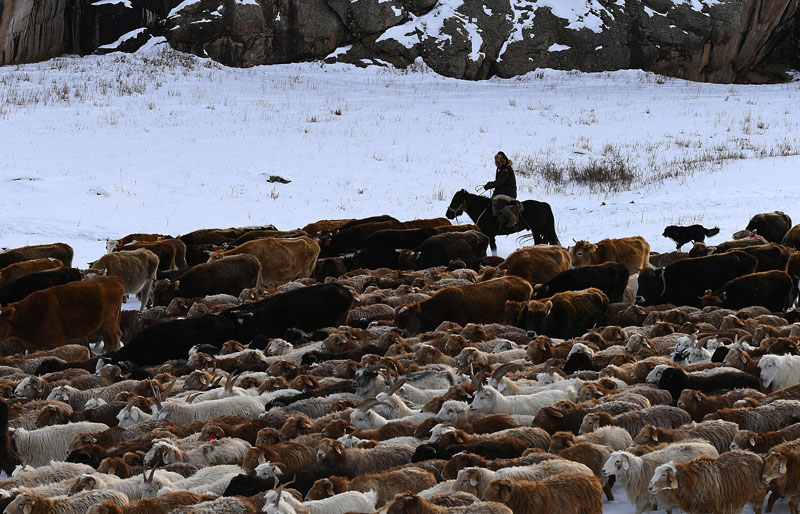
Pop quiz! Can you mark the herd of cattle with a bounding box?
[0,210,798,513]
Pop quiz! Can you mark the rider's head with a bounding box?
[495,151,511,167]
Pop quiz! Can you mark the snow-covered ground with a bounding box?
[0,40,798,512]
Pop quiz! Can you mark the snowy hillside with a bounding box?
[0,39,798,269]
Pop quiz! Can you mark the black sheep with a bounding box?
[657,367,761,401]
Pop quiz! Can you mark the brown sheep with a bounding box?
[306,466,437,507]
[677,389,732,422]
[440,451,560,480]
[570,236,650,275]
[85,492,217,514]
[633,420,738,454]
[498,246,571,285]
[482,473,603,514]
[242,441,317,475]
[649,450,767,514]
[385,492,512,513]
[525,336,571,364]
[730,423,800,453]
[556,442,614,501]
[762,439,800,513]
[580,405,690,437]
[315,438,415,476]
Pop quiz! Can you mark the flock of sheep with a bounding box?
[0,211,799,514]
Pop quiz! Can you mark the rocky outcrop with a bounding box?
[1,0,798,84]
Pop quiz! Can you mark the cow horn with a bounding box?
[491,362,524,383]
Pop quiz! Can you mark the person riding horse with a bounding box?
[483,151,518,227]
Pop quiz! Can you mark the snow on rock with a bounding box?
[548,43,570,52]
[98,28,147,50]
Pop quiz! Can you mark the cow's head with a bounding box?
[393,303,423,335]
[154,279,180,306]
[0,307,16,338]
[570,240,595,266]
[518,300,551,334]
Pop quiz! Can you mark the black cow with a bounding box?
[732,243,792,272]
[348,227,438,269]
[103,314,238,366]
[222,283,354,342]
[637,251,758,307]
[400,230,489,270]
[0,267,82,306]
[152,254,261,305]
[746,211,792,243]
[662,225,719,250]
[705,270,796,312]
[532,263,628,303]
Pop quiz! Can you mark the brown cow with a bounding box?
[570,236,650,275]
[301,219,354,238]
[782,224,800,250]
[499,246,571,285]
[0,275,124,352]
[0,258,63,287]
[87,249,160,311]
[117,239,187,271]
[403,217,452,229]
[0,243,73,269]
[209,236,320,285]
[105,233,170,252]
[509,287,609,339]
[394,276,533,335]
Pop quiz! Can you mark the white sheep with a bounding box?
[601,441,719,514]
[46,381,137,410]
[67,470,184,501]
[263,488,377,514]
[470,384,574,416]
[141,464,244,499]
[144,438,251,467]
[9,422,109,467]
[4,489,128,514]
[0,461,95,489]
[759,353,800,391]
[150,383,264,424]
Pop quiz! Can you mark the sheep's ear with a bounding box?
[23,504,32,514]
[780,460,787,475]
[669,468,678,489]
[334,443,343,455]
[173,281,180,290]
[325,481,335,495]
[738,352,747,364]
[543,301,553,315]
[652,432,658,442]
[621,456,629,470]
[258,454,267,465]
[469,477,478,487]
[131,410,139,421]
[749,436,756,447]
[500,483,512,503]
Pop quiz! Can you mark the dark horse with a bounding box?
[445,189,560,255]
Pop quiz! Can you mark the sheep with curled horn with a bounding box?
[487,362,536,395]
[351,363,392,397]
[349,398,397,430]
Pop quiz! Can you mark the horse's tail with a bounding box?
[545,204,561,246]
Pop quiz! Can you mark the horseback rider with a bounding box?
[483,151,518,227]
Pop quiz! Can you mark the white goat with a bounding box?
[263,488,377,514]
[759,353,800,391]
[9,422,109,467]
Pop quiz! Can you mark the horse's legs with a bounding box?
[490,237,497,257]
[532,231,543,245]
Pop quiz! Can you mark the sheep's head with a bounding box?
[579,412,609,434]
[320,420,354,440]
[267,339,293,356]
[255,462,285,478]
[646,364,670,385]
[453,467,491,497]
[603,451,632,477]
[140,473,171,499]
[35,403,72,428]
[255,428,280,447]
[306,477,337,501]
[649,462,678,493]
[469,385,497,414]
[482,478,515,504]
[279,415,313,441]
[633,425,662,446]
[443,334,468,356]
[386,493,428,514]
[67,473,98,495]
[729,430,757,451]
[762,451,789,484]
[316,438,345,462]
[677,389,703,410]
[436,401,469,424]
[86,502,120,514]
[144,440,179,466]
[334,360,358,379]
[287,375,318,393]
[46,385,73,403]
[5,493,41,514]
[428,423,457,443]
[14,377,45,400]
[258,377,289,394]
[548,432,576,452]
[68,433,99,452]
[758,355,781,389]
[183,370,213,391]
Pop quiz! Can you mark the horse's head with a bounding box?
[446,189,467,219]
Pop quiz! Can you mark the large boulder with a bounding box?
[326,0,407,39]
